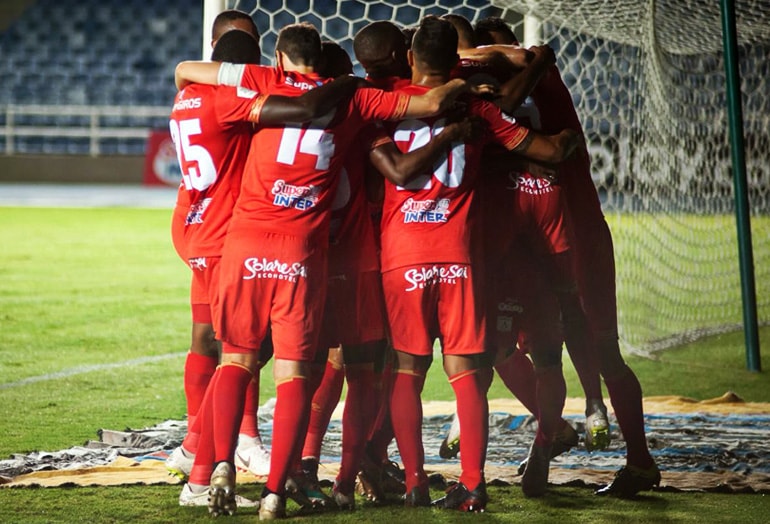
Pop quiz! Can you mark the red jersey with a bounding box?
[229,66,410,247]
[327,124,390,275]
[169,82,267,258]
[379,85,530,272]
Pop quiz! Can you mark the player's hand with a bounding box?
[528,45,556,67]
[442,116,487,142]
[468,82,499,98]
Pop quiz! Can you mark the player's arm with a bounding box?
[461,44,554,114]
[459,44,533,69]
[176,61,364,124]
[175,61,219,90]
[496,45,555,114]
[256,75,365,125]
[401,78,495,118]
[369,117,485,186]
[512,128,582,164]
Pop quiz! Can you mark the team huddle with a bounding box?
[166,9,660,520]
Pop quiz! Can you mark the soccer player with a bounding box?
[378,15,580,512]
[475,16,661,497]
[168,29,370,512]
[295,41,484,510]
[176,22,485,520]
[438,14,610,497]
[167,11,270,485]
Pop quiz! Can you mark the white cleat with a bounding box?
[258,491,287,521]
[178,482,258,508]
[235,435,271,477]
[585,399,612,452]
[165,445,194,481]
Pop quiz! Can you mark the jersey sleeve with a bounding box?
[214,85,266,127]
[353,87,410,122]
[475,98,530,151]
[219,63,278,94]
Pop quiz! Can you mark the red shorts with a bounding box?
[485,243,562,358]
[189,256,221,324]
[215,232,328,361]
[319,270,386,348]
[382,263,485,357]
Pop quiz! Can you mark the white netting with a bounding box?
[225,0,770,352]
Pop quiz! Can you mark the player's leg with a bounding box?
[334,340,380,507]
[234,338,273,477]
[431,265,489,512]
[168,263,219,480]
[575,219,659,496]
[545,250,610,451]
[382,267,435,508]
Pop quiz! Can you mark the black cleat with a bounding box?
[595,464,661,498]
[432,481,487,512]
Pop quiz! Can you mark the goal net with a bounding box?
[218,0,770,354]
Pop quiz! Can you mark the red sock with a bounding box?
[301,359,344,459]
[212,363,253,464]
[238,377,260,439]
[495,350,540,417]
[389,370,427,492]
[450,370,488,491]
[188,368,220,486]
[533,365,567,447]
[267,376,310,495]
[337,365,376,492]
[184,352,217,427]
[605,365,654,469]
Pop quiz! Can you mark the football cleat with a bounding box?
[332,482,356,510]
[517,421,578,475]
[234,437,271,477]
[258,489,287,521]
[595,464,661,498]
[208,461,238,516]
[432,481,487,512]
[585,400,612,452]
[403,480,431,508]
[178,482,258,508]
[165,445,194,481]
[521,443,551,498]
[438,413,461,459]
[285,472,332,509]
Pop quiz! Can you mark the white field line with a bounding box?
[0,352,185,389]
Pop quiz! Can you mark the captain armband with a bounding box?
[218,62,246,87]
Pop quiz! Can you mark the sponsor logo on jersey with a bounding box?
[271,180,320,210]
[497,298,524,314]
[173,97,202,111]
[188,257,207,270]
[185,198,212,225]
[400,197,450,223]
[284,75,324,91]
[403,264,468,292]
[242,257,308,282]
[506,173,555,195]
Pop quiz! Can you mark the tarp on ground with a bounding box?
[2,394,770,493]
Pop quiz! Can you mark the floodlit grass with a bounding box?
[0,206,768,522]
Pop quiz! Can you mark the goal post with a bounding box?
[206,0,769,357]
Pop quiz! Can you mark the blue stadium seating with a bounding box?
[0,0,200,153]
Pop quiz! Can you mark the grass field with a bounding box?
[1,206,769,522]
